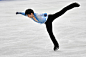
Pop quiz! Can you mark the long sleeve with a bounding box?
[20,12,27,16]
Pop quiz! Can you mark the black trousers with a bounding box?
[45,3,79,47]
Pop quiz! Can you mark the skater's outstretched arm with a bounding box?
[16,12,27,16]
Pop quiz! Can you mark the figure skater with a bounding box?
[16,2,80,51]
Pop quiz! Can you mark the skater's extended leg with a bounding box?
[49,2,80,22]
[45,22,59,51]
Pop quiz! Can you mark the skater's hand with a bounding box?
[16,12,21,15]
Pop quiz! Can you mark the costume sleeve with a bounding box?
[21,12,27,16]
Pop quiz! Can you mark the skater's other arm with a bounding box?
[27,13,38,22]
[32,16,38,22]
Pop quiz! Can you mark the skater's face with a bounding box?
[27,13,34,18]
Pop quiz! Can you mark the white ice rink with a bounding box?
[0,0,86,57]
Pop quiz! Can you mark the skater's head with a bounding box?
[25,9,34,18]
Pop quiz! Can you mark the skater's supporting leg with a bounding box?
[45,22,59,50]
[49,2,80,22]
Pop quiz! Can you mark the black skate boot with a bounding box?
[64,2,80,10]
[54,45,59,51]
[71,2,80,7]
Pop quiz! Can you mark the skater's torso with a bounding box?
[32,13,48,24]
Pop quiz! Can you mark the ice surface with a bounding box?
[0,0,86,57]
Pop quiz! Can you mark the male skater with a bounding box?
[16,2,80,51]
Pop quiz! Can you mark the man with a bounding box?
[16,2,80,51]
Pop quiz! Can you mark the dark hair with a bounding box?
[25,9,34,15]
